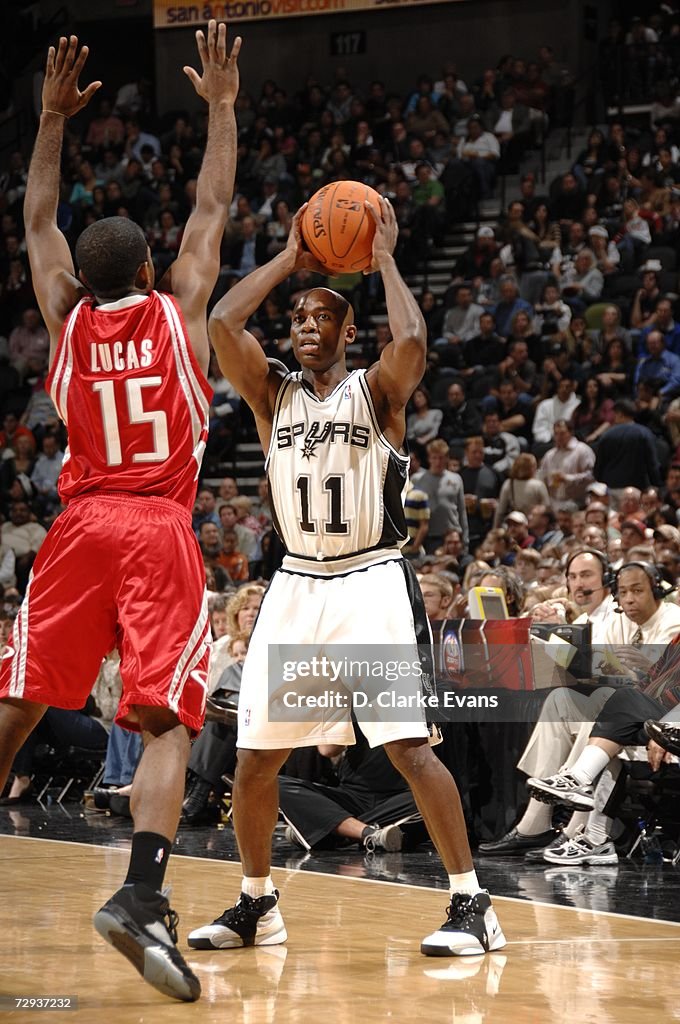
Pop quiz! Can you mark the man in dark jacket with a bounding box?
[594,399,661,491]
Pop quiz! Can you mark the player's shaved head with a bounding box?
[76,216,149,299]
[301,288,354,329]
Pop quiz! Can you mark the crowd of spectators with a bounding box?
[4,9,680,843]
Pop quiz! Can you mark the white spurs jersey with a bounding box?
[265,369,409,564]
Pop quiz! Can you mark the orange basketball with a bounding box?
[301,180,381,274]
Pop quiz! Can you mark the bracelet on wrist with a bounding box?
[42,108,68,119]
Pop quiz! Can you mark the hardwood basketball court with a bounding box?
[1,834,678,1023]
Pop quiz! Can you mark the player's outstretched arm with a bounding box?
[364,197,427,416]
[160,20,241,368]
[209,206,323,417]
[24,36,101,357]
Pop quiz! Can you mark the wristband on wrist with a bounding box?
[42,108,68,118]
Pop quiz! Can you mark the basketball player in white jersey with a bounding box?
[187,201,506,957]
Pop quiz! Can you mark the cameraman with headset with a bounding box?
[479,553,680,857]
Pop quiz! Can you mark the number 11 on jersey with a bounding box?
[296,474,349,535]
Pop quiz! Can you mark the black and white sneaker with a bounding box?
[526,771,595,811]
[420,891,506,957]
[187,891,287,950]
[93,883,200,1002]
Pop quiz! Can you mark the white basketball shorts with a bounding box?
[237,550,431,750]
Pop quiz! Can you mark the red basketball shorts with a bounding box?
[0,493,211,736]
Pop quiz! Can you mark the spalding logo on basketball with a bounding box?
[301,180,381,274]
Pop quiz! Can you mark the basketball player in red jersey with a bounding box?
[0,25,241,1001]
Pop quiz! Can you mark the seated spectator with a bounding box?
[532,376,581,450]
[571,377,615,444]
[8,309,49,378]
[596,337,636,398]
[528,200,561,260]
[1,500,46,593]
[634,329,680,400]
[493,338,538,397]
[438,381,483,448]
[494,453,550,525]
[230,494,265,539]
[418,572,455,622]
[433,284,484,364]
[225,215,268,277]
[456,114,500,199]
[452,225,499,280]
[407,385,443,446]
[572,129,607,192]
[481,410,520,478]
[549,171,586,226]
[528,504,559,551]
[219,501,259,565]
[193,486,221,536]
[0,433,36,501]
[484,526,518,567]
[588,304,630,366]
[462,312,506,395]
[560,249,604,313]
[418,289,445,345]
[533,282,572,346]
[493,276,534,339]
[630,264,662,330]
[485,87,532,171]
[588,224,620,275]
[474,564,525,615]
[280,727,427,853]
[514,547,541,588]
[208,584,264,696]
[220,531,249,582]
[251,477,273,532]
[640,297,680,357]
[616,197,651,271]
[30,434,63,516]
[406,94,450,140]
[487,381,530,441]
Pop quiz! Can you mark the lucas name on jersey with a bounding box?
[90,338,154,373]
[276,420,370,456]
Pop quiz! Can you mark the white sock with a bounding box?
[584,811,612,847]
[242,875,276,899]
[516,798,553,836]
[449,870,482,897]
[563,810,590,839]
[567,747,611,786]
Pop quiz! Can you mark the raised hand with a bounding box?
[364,196,398,273]
[43,36,102,118]
[183,20,241,105]
[285,206,328,274]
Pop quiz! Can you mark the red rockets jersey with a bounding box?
[46,291,212,511]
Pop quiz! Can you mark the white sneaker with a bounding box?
[421,891,506,957]
[543,831,618,866]
[187,891,287,950]
[527,771,595,810]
